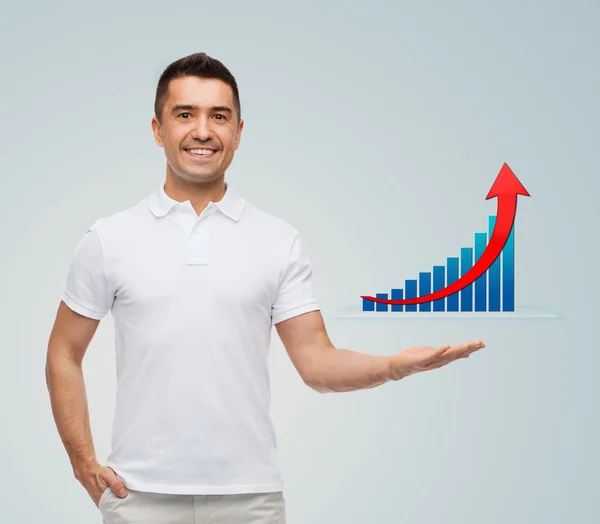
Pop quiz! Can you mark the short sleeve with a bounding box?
[271,233,320,325]
[60,227,114,320]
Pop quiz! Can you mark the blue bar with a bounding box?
[376,293,388,312]
[362,297,375,312]
[405,280,417,312]
[488,216,501,311]
[447,257,459,311]
[419,272,431,311]
[460,247,473,311]
[391,288,404,312]
[433,266,445,311]
[503,224,515,311]
[474,232,487,311]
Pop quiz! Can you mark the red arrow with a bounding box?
[361,163,530,306]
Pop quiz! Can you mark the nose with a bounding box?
[190,115,213,141]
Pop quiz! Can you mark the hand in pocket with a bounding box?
[92,464,129,507]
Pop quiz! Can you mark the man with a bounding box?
[45,52,485,523]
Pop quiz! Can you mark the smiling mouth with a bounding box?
[185,148,217,158]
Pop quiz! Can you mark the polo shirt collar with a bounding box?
[148,181,246,222]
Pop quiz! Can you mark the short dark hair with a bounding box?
[154,52,241,125]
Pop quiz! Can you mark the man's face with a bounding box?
[151,76,243,185]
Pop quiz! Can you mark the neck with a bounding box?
[164,171,227,216]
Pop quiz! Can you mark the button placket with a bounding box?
[186,218,210,265]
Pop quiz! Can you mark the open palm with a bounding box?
[390,339,485,380]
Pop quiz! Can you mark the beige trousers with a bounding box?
[98,487,286,524]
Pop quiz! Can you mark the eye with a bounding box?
[214,114,226,120]
[178,112,192,119]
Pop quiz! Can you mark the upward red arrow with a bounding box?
[361,163,530,306]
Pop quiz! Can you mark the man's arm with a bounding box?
[45,301,102,480]
[275,310,395,393]
[275,311,485,394]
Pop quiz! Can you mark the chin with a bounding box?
[178,171,221,184]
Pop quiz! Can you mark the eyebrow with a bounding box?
[170,104,233,114]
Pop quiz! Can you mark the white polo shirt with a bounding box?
[60,181,320,495]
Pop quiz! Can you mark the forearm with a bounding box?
[306,346,398,393]
[45,352,98,479]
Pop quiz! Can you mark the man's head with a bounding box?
[151,52,243,186]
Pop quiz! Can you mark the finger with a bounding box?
[434,343,469,360]
[454,341,484,354]
[460,342,486,357]
[427,344,452,362]
[457,346,480,359]
[427,350,472,369]
[99,466,128,498]
[432,346,477,366]
[419,344,450,362]
[425,342,484,369]
[108,469,128,498]
[424,344,464,366]
[467,341,485,352]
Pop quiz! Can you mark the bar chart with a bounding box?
[362,215,515,313]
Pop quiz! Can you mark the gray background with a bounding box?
[1,0,597,522]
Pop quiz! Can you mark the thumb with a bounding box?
[98,465,128,498]
[427,344,451,361]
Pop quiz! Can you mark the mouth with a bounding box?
[185,148,217,160]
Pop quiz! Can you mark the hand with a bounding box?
[389,339,485,380]
[80,462,129,507]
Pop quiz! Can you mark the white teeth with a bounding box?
[188,149,215,155]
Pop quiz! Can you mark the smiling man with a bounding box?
[45,52,485,524]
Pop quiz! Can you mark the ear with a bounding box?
[151,116,164,147]
[234,118,244,150]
